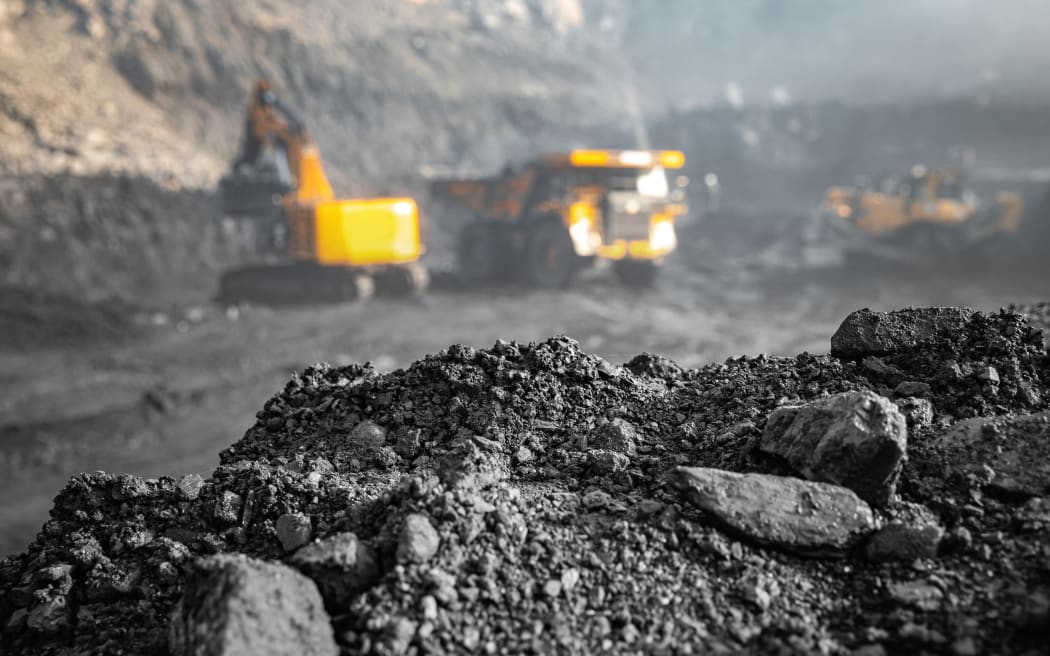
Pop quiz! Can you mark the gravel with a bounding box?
[2,305,1049,654]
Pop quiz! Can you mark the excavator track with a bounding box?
[217,261,429,306]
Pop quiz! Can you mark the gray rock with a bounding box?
[5,608,27,634]
[590,418,638,456]
[514,445,534,464]
[934,412,1050,499]
[888,580,944,611]
[169,554,337,656]
[668,467,877,554]
[348,420,387,448]
[213,490,242,525]
[397,513,440,564]
[582,489,615,510]
[176,474,204,500]
[34,563,73,593]
[275,513,312,552]
[866,502,944,561]
[977,366,1000,384]
[831,307,974,359]
[896,397,934,429]
[587,449,630,474]
[383,616,418,655]
[894,381,932,398]
[26,595,68,633]
[290,532,381,608]
[761,391,907,507]
[436,438,507,491]
[862,357,905,384]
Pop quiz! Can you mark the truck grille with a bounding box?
[608,212,651,241]
[604,192,654,242]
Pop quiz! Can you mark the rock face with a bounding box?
[831,307,975,359]
[760,391,907,507]
[668,466,877,553]
[290,533,381,610]
[169,555,337,656]
[934,412,1050,499]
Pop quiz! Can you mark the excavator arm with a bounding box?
[234,81,335,205]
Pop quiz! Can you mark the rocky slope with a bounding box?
[0,0,625,190]
[0,0,641,304]
[2,304,1048,654]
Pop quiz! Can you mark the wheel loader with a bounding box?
[430,149,688,287]
[217,81,427,304]
[819,165,1024,263]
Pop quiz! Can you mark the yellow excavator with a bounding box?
[218,81,427,303]
[820,165,1024,262]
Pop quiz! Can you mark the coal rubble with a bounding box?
[2,307,1049,655]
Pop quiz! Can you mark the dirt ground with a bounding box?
[3,249,1047,557]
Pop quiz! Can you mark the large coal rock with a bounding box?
[760,390,907,507]
[668,466,877,554]
[831,308,975,359]
[830,307,1047,418]
[289,532,381,610]
[934,411,1050,499]
[169,554,337,656]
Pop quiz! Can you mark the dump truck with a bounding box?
[430,149,688,287]
[217,81,427,303]
[820,165,1024,261]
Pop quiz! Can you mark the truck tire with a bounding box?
[458,221,501,282]
[525,219,579,288]
[612,259,658,287]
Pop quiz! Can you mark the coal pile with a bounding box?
[1012,302,1050,347]
[2,307,1049,654]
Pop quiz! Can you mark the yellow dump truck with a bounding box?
[218,81,427,303]
[431,149,688,286]
[820,166,1024,259]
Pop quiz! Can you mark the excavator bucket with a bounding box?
[219,173,290,217]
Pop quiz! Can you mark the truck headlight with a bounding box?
[570,217,596,255]
[392,201,416,216]
[650,220,677,251]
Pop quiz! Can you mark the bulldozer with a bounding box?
[820,165,1024,262]
[430,149,688,287]
[217,81,427,303]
